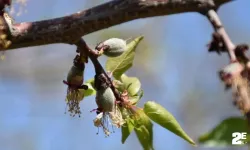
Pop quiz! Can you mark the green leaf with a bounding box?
[144,101,196,146]
[120,108,135,144]
[113,80,126,92]
[133,109,154,150]
[198,117,249,147]
[105,36,144,79]
[114,74,143,105]
[120,74,141,96]
[135,126,154,150]
[79,78,96,97]
[121,118,135,144]
[129,95,141,105]
[129,90,143,105]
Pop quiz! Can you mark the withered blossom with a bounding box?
[64,55,88,117]
[93,105,125,136]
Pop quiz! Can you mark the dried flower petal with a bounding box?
[109,107,125,128]
[93,106,125,136]
[94,112,103,127]
[219,62,244,89]
[65,88,84,117]
[231,74,250,113]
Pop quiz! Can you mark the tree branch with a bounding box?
[1,0,231,51]
[76,39,122,102]
[206,9,236,62]
[206,9,250,134]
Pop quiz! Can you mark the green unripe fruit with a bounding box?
[67,65,84,87]
[96,87,115,112]
[97,38,127,57]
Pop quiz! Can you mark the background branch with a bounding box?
[1,0,231,51]
[206,9,236,62]
[206,9,250,134]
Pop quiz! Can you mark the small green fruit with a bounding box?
[96,87,115,112]
[67,65,84,87]
[97,38,127,57]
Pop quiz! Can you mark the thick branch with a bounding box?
[1,0,231,51]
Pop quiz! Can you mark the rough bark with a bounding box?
[0,0,231,51]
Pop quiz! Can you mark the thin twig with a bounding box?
[206,10,250,140]
[206,9,236,62]
[75,39,122,102]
